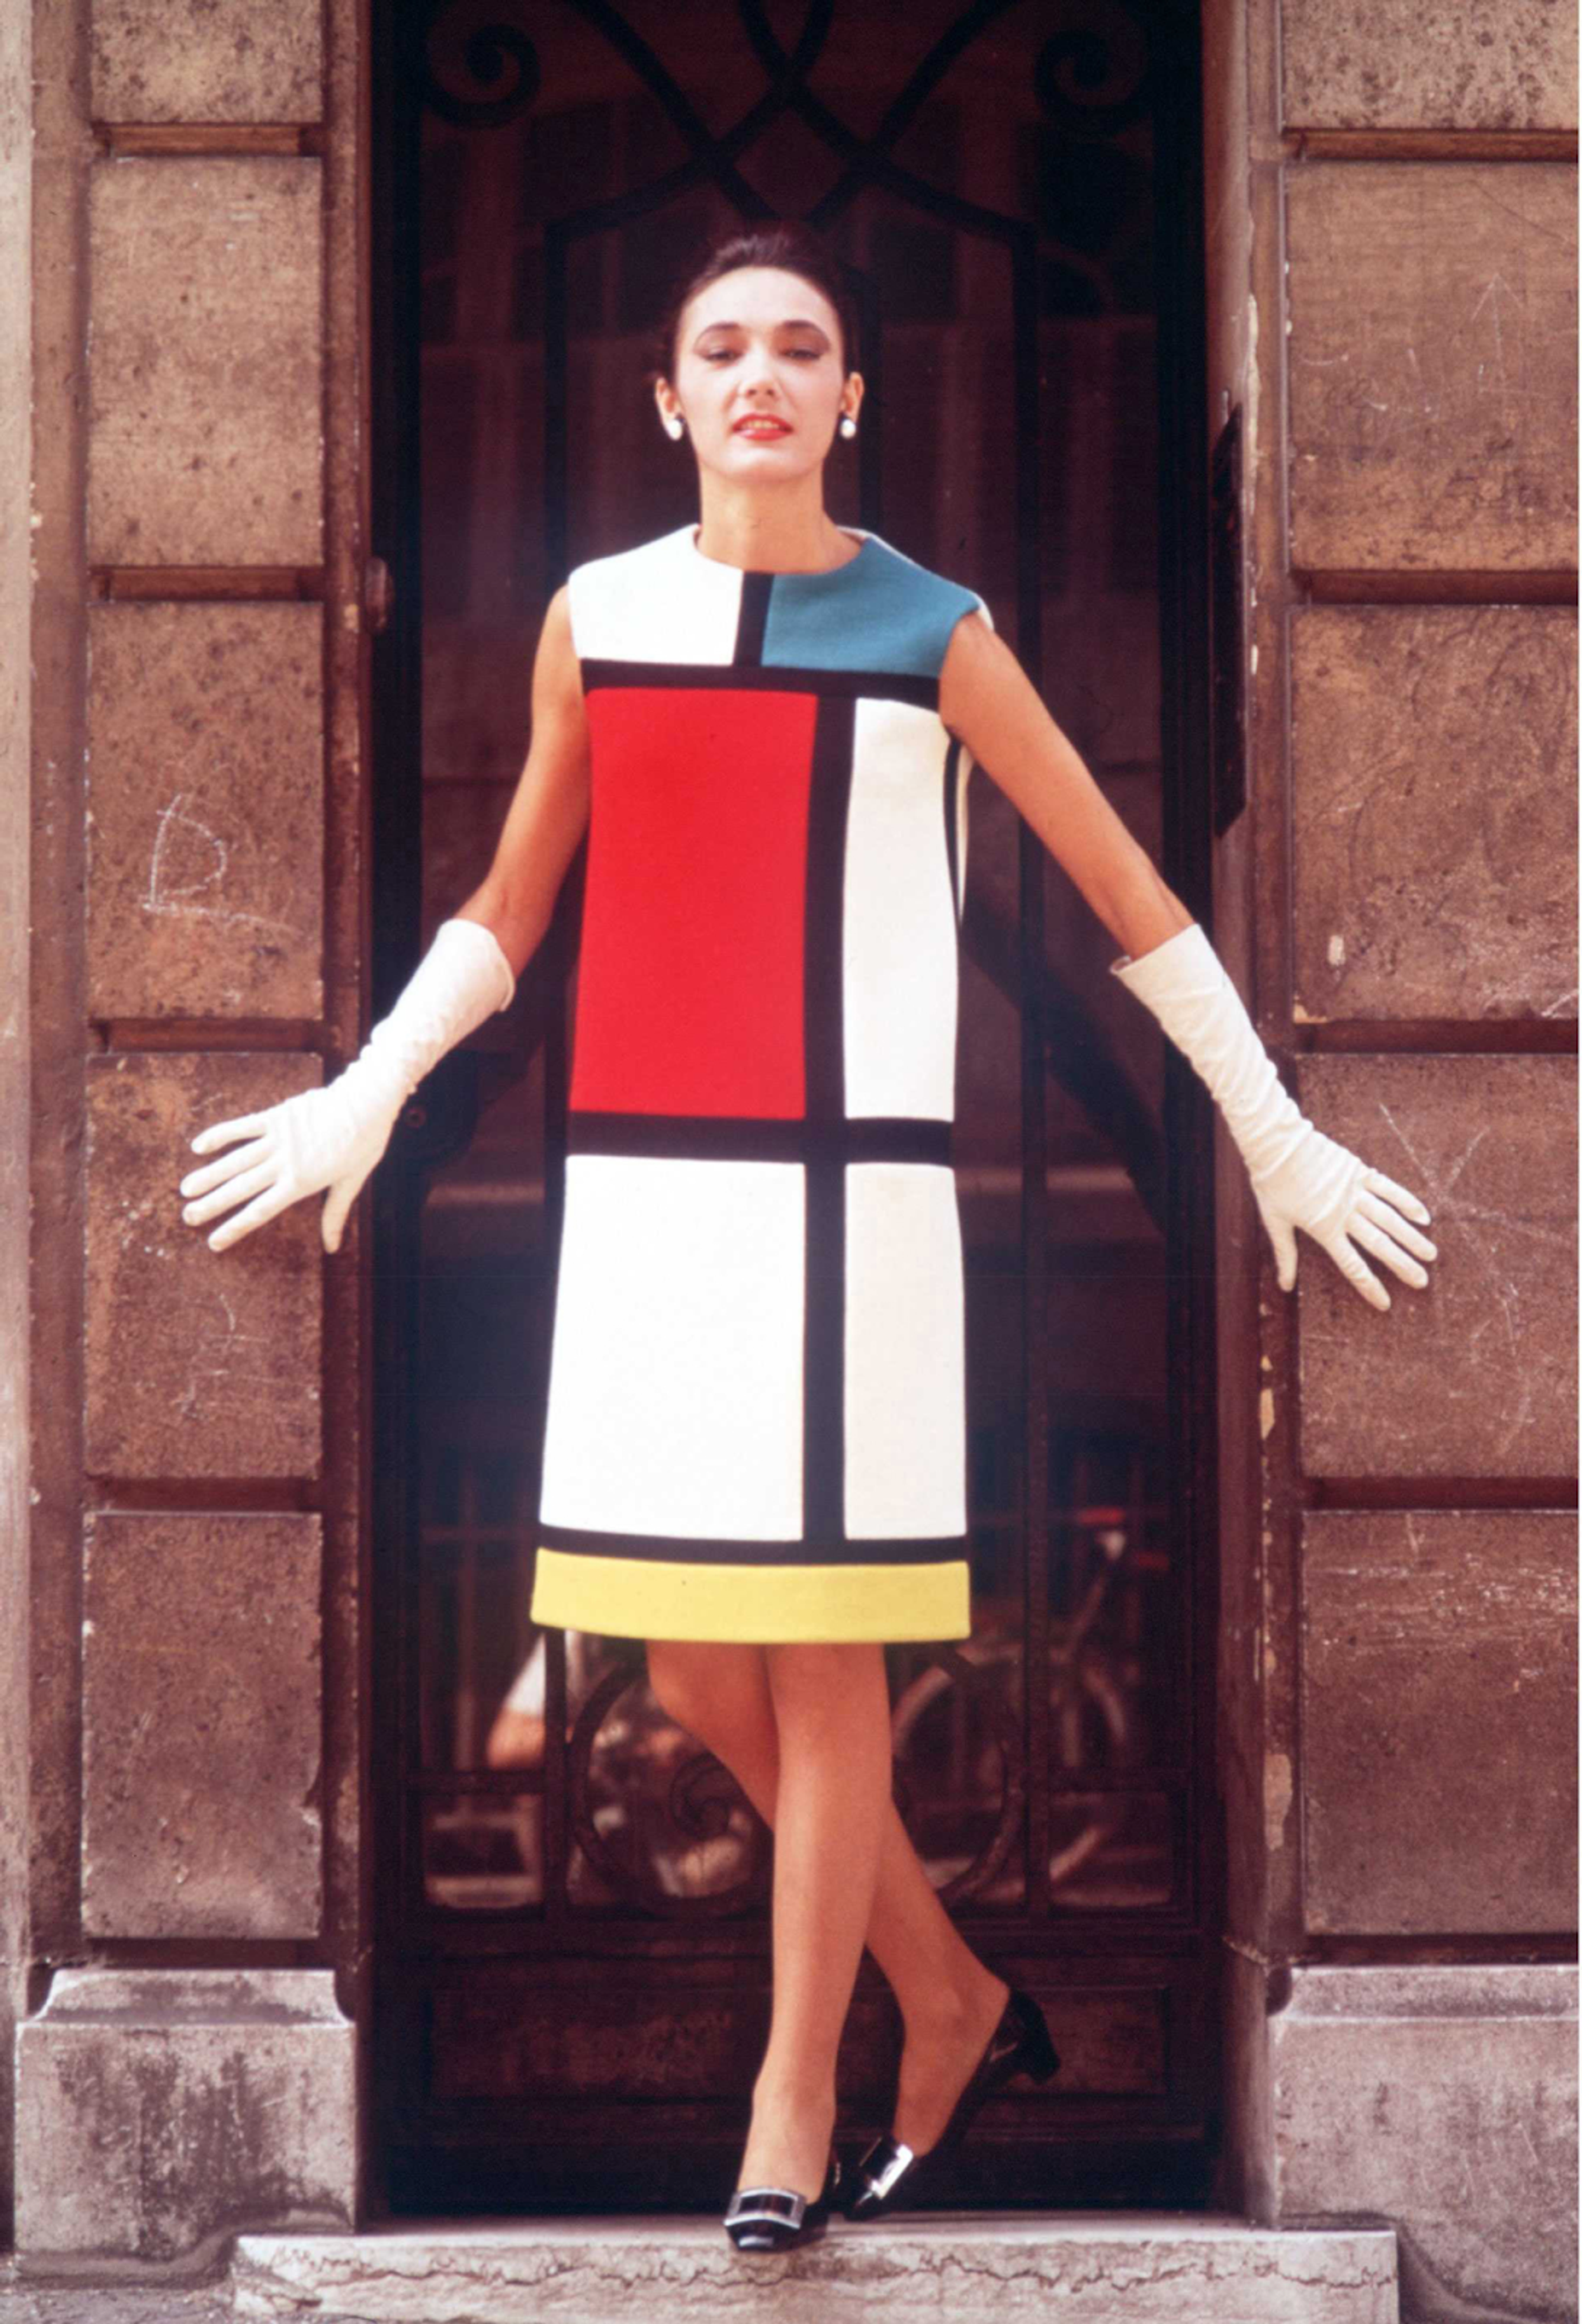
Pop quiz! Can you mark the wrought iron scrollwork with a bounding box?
[420,0,541,128]
[567,1655,771,1917]
[1033,15,1155,137]
[889,1644,1024,1908]
[419,0,1158,228]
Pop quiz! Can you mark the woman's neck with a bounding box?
[693,479,861,574]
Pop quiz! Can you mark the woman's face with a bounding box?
[659,265,860,483]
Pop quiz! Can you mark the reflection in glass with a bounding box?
[888,1643,1024,1908]
[567,1646,769,1913]
[1046,1410,1176,1908]
[423,1787,543,1912]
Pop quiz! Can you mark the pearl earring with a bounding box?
[663,413,685,440]
[839,413,857,439]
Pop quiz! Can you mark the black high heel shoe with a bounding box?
[842,1986,1060,2221]
[724,2144,843,2251]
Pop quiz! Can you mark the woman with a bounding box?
[175,223,1437,2251]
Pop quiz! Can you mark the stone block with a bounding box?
[14,1969,355,2264]
[1301,1509,1577,1933]
[1291,606,1577,1022]
[1269,1964,1577,2324]
[82,1513,322,1938]
[1295,1055,1576,1478]
[1287,166,1577,573]
[234,2218,1399,2322]
[1282,0,1578,131]
[88,158,322,567]
[84,1052,323,1480]
[91,0,323,124]
[87,601,325,1020]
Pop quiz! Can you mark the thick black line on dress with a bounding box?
[943,734,962,919]
[733,571,771,666]
[537,1521,967,1566]
[579,658,939,711]
[803,692,856,1552]
[565,1112,952,1164]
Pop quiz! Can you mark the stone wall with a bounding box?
[1208,2,1579,2316]
[0,0,33,2244]
[12,0,367,2264]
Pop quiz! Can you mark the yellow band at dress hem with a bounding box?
[529,1545,970,1644]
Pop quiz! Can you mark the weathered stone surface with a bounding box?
[0,2270,235,2322]
[1295,1055,1576,1477]
[1291,606,1577,1022]
[1282,0,1579,130]
[88,159,322,567]
[1270,1964,1576,2324]
[82,1513,322,1938]
[0,0,30,2237]
[91,0,323,124]
[87,601,324,1019]
[233,2218,1398,2323]
[85,1052,323,1480]
[1287,166,1577,573]
[14,1970,355,2265]
[1301,1509,1577,1933]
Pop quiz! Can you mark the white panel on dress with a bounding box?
[842,695,959,1120]
[953,744,974,919]
[568,526,742,666]
[538,1153,805,1539]
[942,590,991,922]
[843,1162,966,1538]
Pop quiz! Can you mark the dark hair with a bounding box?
[647,221,861,389]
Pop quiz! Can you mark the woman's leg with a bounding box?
[646,1639,1009,2167]
[737,1640,892,2195]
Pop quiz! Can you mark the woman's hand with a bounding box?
[1249,1123,1436,1312]
[178,1078,397,1255]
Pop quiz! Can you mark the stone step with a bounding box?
[232,2214,1399,2324]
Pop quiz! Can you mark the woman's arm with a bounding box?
[449,582,592,981]
[938,608,1191,963]
[939,608,1436,1312]
[178,589,591,1254]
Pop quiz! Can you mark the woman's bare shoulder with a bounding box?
[938,603,1023,737]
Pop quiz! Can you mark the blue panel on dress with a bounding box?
[762,538,984,678]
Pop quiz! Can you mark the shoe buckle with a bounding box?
[726,2186,806,2228]
[862,2139,916,2202]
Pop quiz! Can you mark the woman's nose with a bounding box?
[737,344,779,390]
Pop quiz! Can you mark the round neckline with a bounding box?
[686,524,871,579]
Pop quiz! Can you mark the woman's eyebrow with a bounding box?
[694,318,830,338]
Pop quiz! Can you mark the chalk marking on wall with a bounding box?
[145,792,302,938]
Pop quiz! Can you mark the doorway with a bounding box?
[370,0,1220,2213]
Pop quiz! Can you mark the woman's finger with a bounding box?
[205,1182,293,1253]
[180,1134,273,1202]
[1362,1166,1430,1227]
[189,1111,270,1160]
[1354,1184,1437,1264]
[183,1157,278,1228]
[1348,1209,1429,1290]
[1321,1226,1391,1312]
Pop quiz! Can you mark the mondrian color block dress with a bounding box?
[527,521,993,1646]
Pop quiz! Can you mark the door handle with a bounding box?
[364,554,395,634]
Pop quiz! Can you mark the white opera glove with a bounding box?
[178,917,516,1256]
[1109,922,1437,1312]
